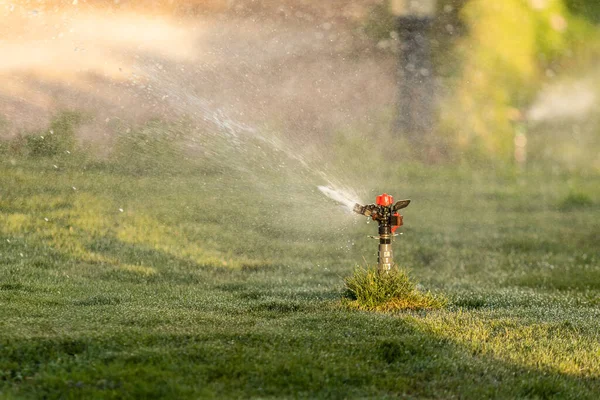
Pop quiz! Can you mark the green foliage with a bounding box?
[360,0,600,164]
[0,116,8,147]
[343,266,446,311]
[24,111,84,157]
[565,0,600,23]
[362,2,396,42]
[559,190,595,210]
[110,120,191,175]
[443,0,571,160]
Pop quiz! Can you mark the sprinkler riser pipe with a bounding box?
[378,224,393,271]
[378,243,393,272]
[353,194,410,273]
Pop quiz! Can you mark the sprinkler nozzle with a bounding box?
[393,199,411,211]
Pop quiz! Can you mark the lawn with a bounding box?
[1,153,599,399]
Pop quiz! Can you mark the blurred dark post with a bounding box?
[390,0,437,140]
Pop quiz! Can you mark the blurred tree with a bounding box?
[390,0,438,141]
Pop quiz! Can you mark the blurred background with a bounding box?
[1,0,599,175]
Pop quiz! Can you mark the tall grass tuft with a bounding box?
[343,266,446,312]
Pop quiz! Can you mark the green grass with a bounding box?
[1,153,599,399]
[343,266,446,311]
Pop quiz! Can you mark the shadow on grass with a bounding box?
[85,235,275,283]
[1,313,598,399]
[83,235,228,284]
[88,236,199,268]
[512,269,600,291]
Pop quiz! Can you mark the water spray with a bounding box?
[353,194,410,272]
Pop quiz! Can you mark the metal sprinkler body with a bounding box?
[353,194,410,272]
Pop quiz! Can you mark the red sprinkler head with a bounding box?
[376,193,394,207]
[353,194,411,272]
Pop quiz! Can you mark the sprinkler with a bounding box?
[353,194,410,272]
